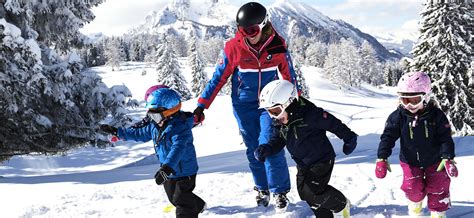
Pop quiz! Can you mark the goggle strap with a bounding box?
[161,102,181,118]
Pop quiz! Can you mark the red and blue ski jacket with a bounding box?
[377,103,455,167]
[197,24,298,108]
[117,111,199,178]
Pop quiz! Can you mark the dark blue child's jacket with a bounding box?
[117,111,199,178]
[377,103,455,167]
[267,97,357,168]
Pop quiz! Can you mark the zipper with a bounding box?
[243,34,274,101]
[408,122,414,139]
[424,120,428,138]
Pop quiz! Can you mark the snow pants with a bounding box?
[163,174,206,218]
[400,161,451,212]
[296,159,347,218]
[233,104,291,194]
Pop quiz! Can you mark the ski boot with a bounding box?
[274,192,289,211]
[254,187,270,207]
[408,199,423,216]
[334,199,351,218]
[431,211,446,218]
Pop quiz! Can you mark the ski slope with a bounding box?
[1,61,473,217]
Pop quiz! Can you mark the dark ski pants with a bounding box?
[296,159,347,218]
[163,174,206,218]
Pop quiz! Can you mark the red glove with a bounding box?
[375,159,391,179]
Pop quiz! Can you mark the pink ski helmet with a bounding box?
[144,84,169,101]
[397,72,431,113]
[397,71,431,94]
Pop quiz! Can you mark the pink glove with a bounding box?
[437,159,458,177]
[375,159,391,179]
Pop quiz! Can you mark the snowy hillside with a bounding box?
[1,61,473,217]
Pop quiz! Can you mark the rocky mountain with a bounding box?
[128,0,403,61]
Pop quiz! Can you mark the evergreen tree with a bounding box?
[383,61,404,86]
[410,0,473,135]
[188,31,208,98]
[323,39,363,87]
[293,62,310,98]
[304,40,327,67]
[0,1,133,160]
[360,41,383,85]
[198,36,224,64]
[155,36,191,100]
[105,37,125,71]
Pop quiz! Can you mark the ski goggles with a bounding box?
[147,108,166,124]
[398,94,425,107]
[265,98,293,119]
[266,104,285,118]
[146,103,182,124]
[238,16,268,38]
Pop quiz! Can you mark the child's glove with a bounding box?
[154,165,175,185]
[193,106,205,125]
[254,144,272,162]
[437,159,458,177]
[375,159,391,179]
[99,124,118,136]
[343,135,357,155]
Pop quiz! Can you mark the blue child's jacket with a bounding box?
[117,111,199,178]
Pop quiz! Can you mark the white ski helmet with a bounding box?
[259,80,297,118]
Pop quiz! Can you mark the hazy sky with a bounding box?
[80,0,423,39]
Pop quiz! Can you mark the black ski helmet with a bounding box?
[236,2,267,28]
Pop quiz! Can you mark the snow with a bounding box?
[1,61,473,217]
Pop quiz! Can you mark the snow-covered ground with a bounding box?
[1,61,473,217]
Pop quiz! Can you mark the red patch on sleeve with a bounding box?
[323,112,328,119]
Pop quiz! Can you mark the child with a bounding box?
[254,80,357,218]
[375,71,457,218]
[100,88,206,218]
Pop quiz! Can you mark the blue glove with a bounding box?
[254,144,273,162]
[343,135,357,155]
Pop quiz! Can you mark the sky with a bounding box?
[80,0,423,40]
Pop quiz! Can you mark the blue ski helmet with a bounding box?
[145,88,181,110]
[144,84,169,101]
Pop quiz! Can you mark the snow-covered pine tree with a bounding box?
[155,36,191,100]
[293,62,310,98]
[468,61,474,130]
[188,30,208,98]
[323,39,363,87]
[288,36,307,65]
[383,61,404,87]
[360,41,383,85]
[410,0,473,135]
[0,1,133,160]
[198,36,224,64]
[105,37,125,71]
[305,40,327,68]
